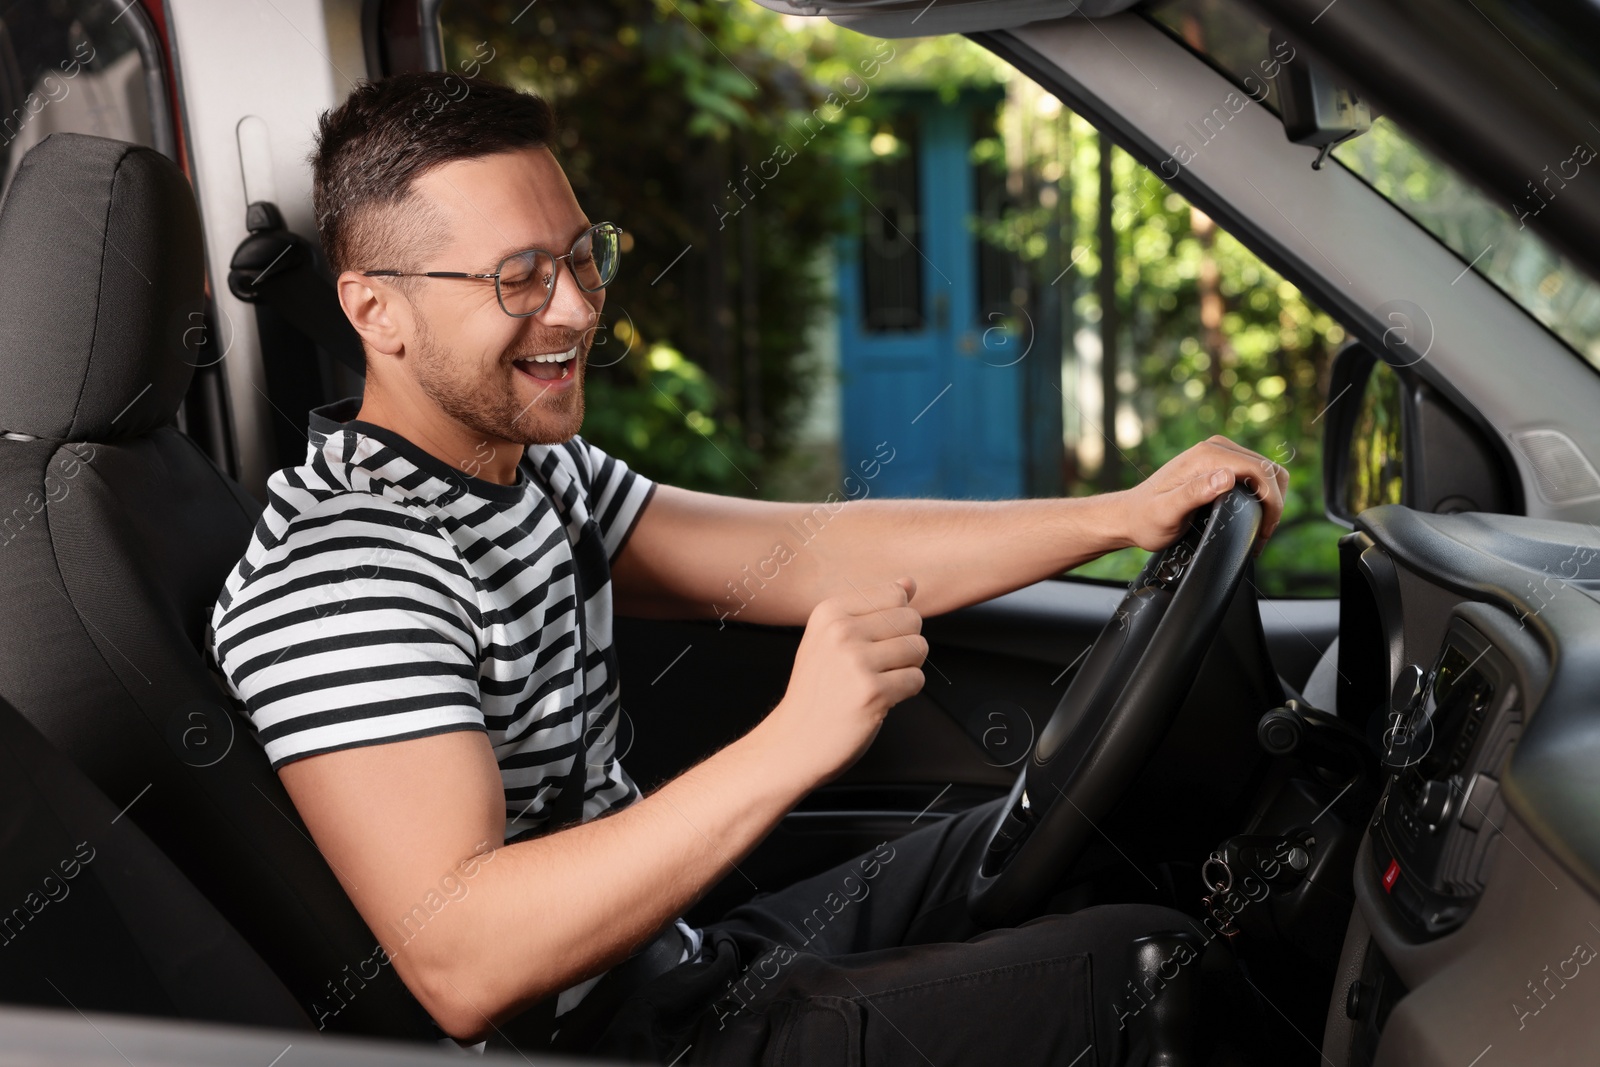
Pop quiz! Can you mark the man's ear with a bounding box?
[336,271,407,358]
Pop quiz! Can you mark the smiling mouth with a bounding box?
[512,343,578,382]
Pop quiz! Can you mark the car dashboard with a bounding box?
[1325,506,1600,1066]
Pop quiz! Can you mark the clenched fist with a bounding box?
[768,577,927,785]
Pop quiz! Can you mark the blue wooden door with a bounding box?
[837,95,1025,500]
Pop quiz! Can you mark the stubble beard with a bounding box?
[409,310,586,447]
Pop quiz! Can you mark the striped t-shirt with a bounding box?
[207,395,656,841]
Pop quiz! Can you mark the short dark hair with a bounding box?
[309,71,558,281]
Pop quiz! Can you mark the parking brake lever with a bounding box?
[1256,699,1375,781]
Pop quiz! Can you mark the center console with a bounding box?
[1306,511,1600,1067]
[1367,618,1522,939]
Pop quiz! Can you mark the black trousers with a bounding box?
[578,796,1197,1066]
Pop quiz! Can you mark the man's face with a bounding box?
[393,145,602,447]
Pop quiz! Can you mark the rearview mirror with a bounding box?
[1270,31,1373,169]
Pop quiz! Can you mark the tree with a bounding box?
[441,1,883,493]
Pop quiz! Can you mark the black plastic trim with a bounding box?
[361,0,446,77]
[1322,342,1378,528]
[117,2,176,161]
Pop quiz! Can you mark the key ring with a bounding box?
[1202,851,1232,894]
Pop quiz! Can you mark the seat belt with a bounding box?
[484,459,597,1054]
[228,201,366,377]
[482,473,689,1056]
[475,698,589,1054]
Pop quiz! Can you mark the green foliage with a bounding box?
[1335,118,1600,368]
[976,102,1345,594]
[582,341,760,493]
[1346,361,1404,515]
[439,0,878,491]
[437,8,1346,591]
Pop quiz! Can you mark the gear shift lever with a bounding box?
[1118,931,1204,1066]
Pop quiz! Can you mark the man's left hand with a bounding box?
[1116,435,1288,556]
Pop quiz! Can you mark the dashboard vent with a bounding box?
[1438,699,1520,896]
[1513,429,1600,505]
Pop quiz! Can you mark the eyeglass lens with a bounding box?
[496,224,620,316]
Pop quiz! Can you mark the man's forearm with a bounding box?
[614,441,1287,626]
[779,493,1132,620]
[407,711,820,1041]
[614,487,1132,627]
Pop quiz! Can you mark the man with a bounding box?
[209,71,1286,1063]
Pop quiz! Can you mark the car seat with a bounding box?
[0,132,437,1041]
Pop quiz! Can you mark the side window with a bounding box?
[436,11,1343,597]
[0,1,160,201]
[1055,122,1344,596]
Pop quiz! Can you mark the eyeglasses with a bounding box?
[361,221,623,318]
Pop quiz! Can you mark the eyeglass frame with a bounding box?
[359,221,623,318]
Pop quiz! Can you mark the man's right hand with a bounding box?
[767,577,928,784]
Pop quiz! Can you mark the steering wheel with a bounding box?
[968,485,1263,925]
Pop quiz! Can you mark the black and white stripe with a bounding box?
[209,397,656,839]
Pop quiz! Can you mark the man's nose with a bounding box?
[539,257,600,331]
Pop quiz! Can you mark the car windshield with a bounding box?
[1148,0,1600,371]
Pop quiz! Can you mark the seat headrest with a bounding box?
[0,133,204,442]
